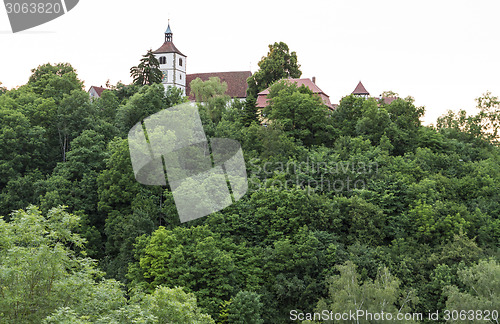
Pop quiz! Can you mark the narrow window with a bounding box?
[160,56,166,64]
[179,58,183,66]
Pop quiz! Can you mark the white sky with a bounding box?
[1,0,499,124]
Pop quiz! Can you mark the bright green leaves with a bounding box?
[129,226,236,318]
[315,261,419,324]
[0,207,213,324]
[444,259,500,318]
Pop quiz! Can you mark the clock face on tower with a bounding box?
[162,71,168,83]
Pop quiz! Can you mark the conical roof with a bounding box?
[352,81,369,95]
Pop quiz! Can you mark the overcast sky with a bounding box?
[1,0,499,124]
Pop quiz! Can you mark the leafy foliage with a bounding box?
[264,80,334,146]
[246,42,302,98]
[1,54,499,323]
[444,259,499,322]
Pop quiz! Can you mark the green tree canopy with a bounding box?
[0,206,213,324]
[264,80,333,146]
[246,42,302,98]
[28,63,83,101]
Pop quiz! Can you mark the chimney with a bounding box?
[312,76,316,84]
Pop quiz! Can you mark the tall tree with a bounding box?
[246,42,302,98]
[130,50,163,86]
[243,42,302,126]
[0,108,47,189]
[28,63,83,102]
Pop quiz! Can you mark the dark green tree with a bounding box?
[0,108,47,189]
[115,83,184,135]
[264,80,333,146]
[56,90,95,162]
[226,291,264,324]
[28,63,83,102]
[130,50,163,86]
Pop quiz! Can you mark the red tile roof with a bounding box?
[89,86,108,97]
[256,78,334,110]
[153,41,185,56]
[256,93,269,109]
[186,71,252,100]
[352,81,369,95]
[381,96,398,105]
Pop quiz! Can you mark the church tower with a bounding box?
[352,81,370,98]
[153,22,187,95]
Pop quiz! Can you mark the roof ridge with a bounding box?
[153,41,185,56]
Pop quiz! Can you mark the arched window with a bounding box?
[179,58,183,66]
[159,56,166,64]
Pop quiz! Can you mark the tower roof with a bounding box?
[154,22,185,56]
[352,81,369,95]
[153,42,185,56]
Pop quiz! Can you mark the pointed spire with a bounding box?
[352,81,369,96]
[154,21,185,56]
[165,20,173,42]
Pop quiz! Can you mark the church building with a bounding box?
[152,22,187,95]
[88,24,395,109]
[153,23,251,100]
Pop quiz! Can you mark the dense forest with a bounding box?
[0,42,498,323]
